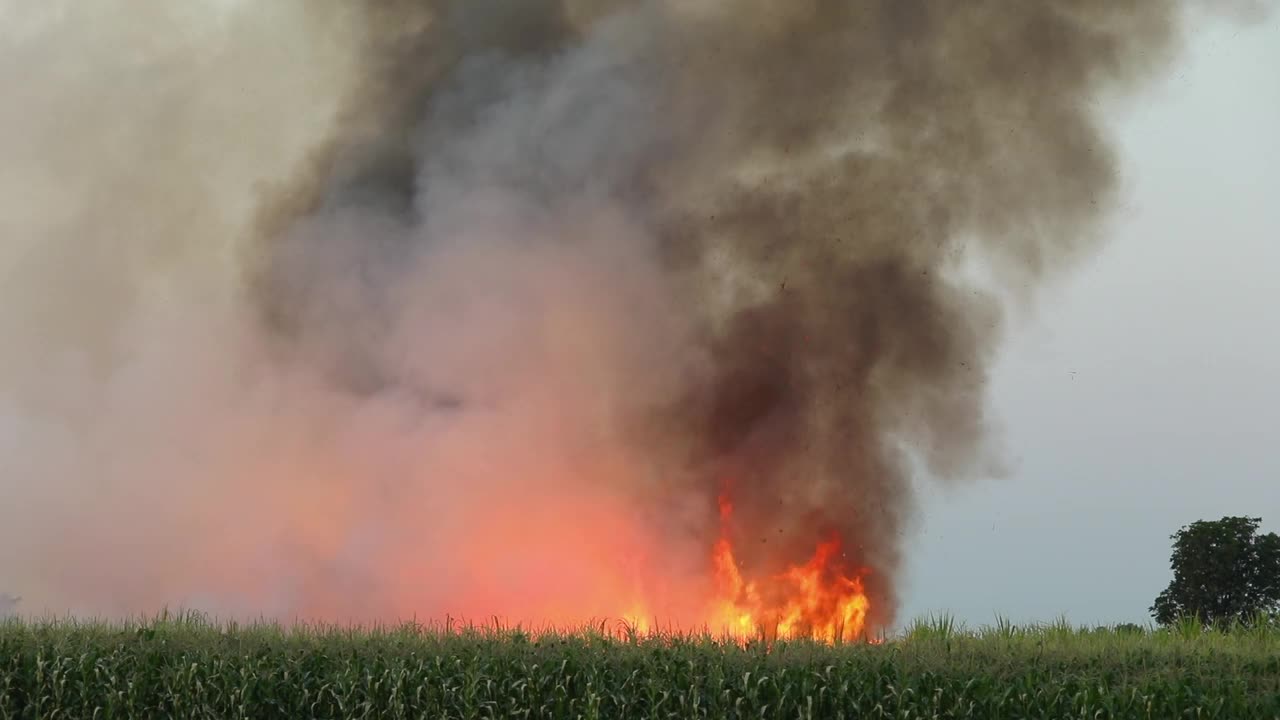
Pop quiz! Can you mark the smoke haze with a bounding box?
[0,1,1263,630]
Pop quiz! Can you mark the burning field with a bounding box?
[0,1,1251,643]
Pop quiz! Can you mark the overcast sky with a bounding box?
[899,15,1280,629]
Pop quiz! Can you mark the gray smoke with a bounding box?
[0,1,1265,631]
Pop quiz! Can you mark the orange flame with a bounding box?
[381,477,872,645]
[707,487,871,643]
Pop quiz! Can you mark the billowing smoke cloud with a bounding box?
[0,1,1262,630]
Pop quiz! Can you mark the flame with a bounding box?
[706,487,871,644]
[367,475,872,645]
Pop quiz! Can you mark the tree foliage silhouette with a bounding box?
[1150,516,1280,627]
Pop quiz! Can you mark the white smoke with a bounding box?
[0,0,710,626]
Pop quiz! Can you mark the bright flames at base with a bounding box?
[701,492,871,644]
[614,490,873,645]
[393,483,874,645]
[707,536,871,644]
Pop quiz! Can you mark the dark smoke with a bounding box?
[240,1,1227,630]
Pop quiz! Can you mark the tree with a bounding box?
[1150,516,1280,627]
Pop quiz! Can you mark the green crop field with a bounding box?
[1,614,1278,719]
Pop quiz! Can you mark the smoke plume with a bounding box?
[0,1,1260,630]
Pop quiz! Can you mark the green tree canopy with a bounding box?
[1150,516,1280,627]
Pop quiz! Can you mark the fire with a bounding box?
[378,476,872,646]
[706,488,871,644]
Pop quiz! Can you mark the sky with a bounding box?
[899,14,1280,629]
